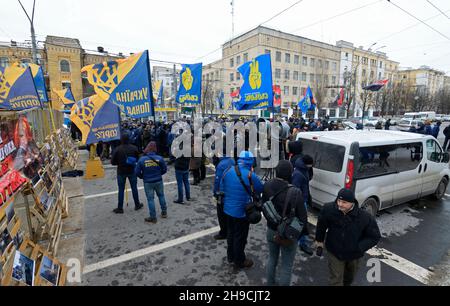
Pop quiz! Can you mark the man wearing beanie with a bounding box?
[315,188,381,286]
[135,141,168,223]
[262,160,307,286]
[221,151,264,271]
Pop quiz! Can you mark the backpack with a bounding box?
[274,188,304,246]
[261,184,292,226]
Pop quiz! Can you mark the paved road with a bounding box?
[79,152,450,286]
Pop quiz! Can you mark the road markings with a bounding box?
[83,226,220,274]
[307,212,432,284]
[84,174,215,200]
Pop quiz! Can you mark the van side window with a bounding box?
[396,143,423,171]
[300,139,345,173]
[357,145,396,178]
[426,139,442,163]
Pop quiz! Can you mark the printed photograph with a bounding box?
[39,256,60,286]
[5,202,15,223]
[0,227,12,255]
[12,251,35,286]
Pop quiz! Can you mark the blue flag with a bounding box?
[28,63,49,103]
[82,50,154,119]
[234,54,273,111]
[298,86,315,113]
[0,64,42,110]
[70,95,121,145]
[216,90,224,109]
[176,63,202,104]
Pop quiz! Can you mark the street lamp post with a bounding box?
[18,0,38,64]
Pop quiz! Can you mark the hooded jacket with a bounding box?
[315,200,381,261]
[213,157,236,195]
[221,155,264,219]
[292,158,310,202]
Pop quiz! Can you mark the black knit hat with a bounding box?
[337,188,356,203]
[276,160,293,182]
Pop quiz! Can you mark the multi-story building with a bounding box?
[399,66,445,97]
[0,36,122,103]
[204,26,401,118]
[152,65,180,107]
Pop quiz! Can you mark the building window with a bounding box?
[318,59,322,68]
[332,76,336,84]
[0,57,9,68]
[62,81,71,89]
[285,69,290,80]
[301,87,306,96]
[310,58,315,67]
[284,86,289,96]
[362,57,368,65]
[310,73,315,82]
[285,53,290,63]
[293,71,299,81]
[354,55,360,62]
[275,68,281,79]
[20,58,32,65]
[276,51,282,62]
[293,87,298,96]
[379,72,382,79]
[316,75,322,83]
[331,89,335,97]
[302,72,307,81]
[236,72,241,80]
[294,55,299,65]
[345,52,349,58]
[332,62,337,71]
[379,61,383,69]
[370,71,374,79]
[230,73,234,82]
[236,55,241,65]
[60,59,71,72]
[302,56,308,66]
[244,53,248,62]
[265,49,271,55]
[325,61,329,70]
[362,69,366,77]
[324,75,329,84]
[230,58,234,67]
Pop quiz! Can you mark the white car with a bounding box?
[297,130,450,217]
[398,119,422,131]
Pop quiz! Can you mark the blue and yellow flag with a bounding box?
[70,95,121,145]
[53,87,75,110]
[298,86,315,114]
[0,63,42,110]
[153,80,163,105]
[81,50,154,119]
[28,63,48,103]
[234,54,273,111]
[176,63,202,104]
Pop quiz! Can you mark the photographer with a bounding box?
[262,160,307,286]
[220,151,263,271]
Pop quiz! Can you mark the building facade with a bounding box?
[399,66,445,97]
[0,36,121,103]
[152,65,180,108]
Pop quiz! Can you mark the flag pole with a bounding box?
[145,50,156,123]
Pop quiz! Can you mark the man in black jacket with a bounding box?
[262,160,308,286]
[315,188,381,286]
[111,133,143,214]
[443,125,450,151]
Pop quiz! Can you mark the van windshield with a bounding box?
[300,139,346,173]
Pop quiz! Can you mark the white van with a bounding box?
[297,130,450,216]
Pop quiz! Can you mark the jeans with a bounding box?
[175,170,190,201]
[266,228,297,286]
[327,250,361,286]
[144,181,167,219]
[117,174,140,209]
[226,215,250,266]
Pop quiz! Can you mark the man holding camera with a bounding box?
[315,188,381,286]
[220,151,263,271]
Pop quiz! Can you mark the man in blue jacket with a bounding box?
[292,155,314,255]
[213,156,236,240]
[221,151,264,271]
[135,142,168,224]
[432,121,441,139]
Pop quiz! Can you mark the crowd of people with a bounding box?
[98,114,384,286]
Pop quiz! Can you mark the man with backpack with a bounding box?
[315,188,381,286]
[220,151,264,271]
[111,133,143,214]
[135,142,168,224]
[262,160,307,286]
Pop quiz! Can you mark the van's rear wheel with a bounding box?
[433,177,448,200]
[361,198,378,217]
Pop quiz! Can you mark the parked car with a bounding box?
[297,130,450,217]
[398,119,422,131]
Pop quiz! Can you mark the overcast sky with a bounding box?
[1,0,449,73]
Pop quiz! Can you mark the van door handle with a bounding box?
[424,163,428,173]
[418,164,422,173]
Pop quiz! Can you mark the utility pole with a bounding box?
[173,64,178,119]
[18,0,38,64]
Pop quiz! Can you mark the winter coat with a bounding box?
[221,156,264,219]
[292,158,310,203]
[315,201,381,261]
[174,156,190,172]
[111,144,140,176]
[213,157,235,195]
